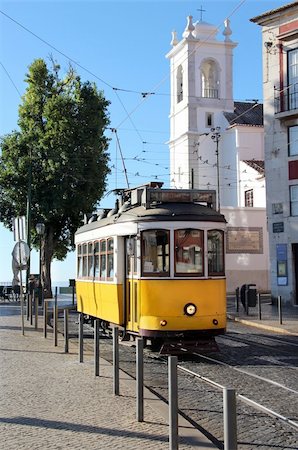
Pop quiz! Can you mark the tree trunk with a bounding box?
[41,226,54,299]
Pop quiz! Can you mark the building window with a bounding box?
[177,65,183,103]
[206,112,214,127]
[290,185,298,216]
[288,49,298,110]
[245,189,254,207]
[288,125,298,156]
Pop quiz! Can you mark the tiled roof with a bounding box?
[224,102,263,126]
[251,1,298,23]
[243,159,265,175]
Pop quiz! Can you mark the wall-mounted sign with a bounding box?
[276,244,288,285]
[226,227,263,254]
[273,222,284,233]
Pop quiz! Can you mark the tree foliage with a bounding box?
[0,58,110,296]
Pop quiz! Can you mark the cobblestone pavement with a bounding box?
[0,307,216,450]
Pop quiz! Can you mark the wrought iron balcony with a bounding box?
[274,85,298,115]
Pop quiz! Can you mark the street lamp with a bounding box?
[211,127,221,212]
[36,222,45,305]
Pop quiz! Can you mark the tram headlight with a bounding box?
[184,303,197,316]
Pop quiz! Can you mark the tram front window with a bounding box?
[208,230,224,276]
[175,229,203,275]
[142,230,169,276]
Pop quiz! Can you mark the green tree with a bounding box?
[0,58,110,297]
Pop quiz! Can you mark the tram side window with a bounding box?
[142,230,169,276]
[107,238,114,279]
[88,242,94,278]
[94,242,99,278]
[175,229,203,276]
[208,230,224,276]
[82,244,88,277]
[100,240,107,279]
[77,245,82,277]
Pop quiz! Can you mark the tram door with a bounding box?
[126,237,139,332]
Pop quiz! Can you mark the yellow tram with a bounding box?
[75,182,227,353]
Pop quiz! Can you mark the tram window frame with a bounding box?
[77,244,83,278]
[174,229,204,277]
[82,243,88,277]
[100,239,107,280]
[88,242,94,278]
[94,241,100,278]
[207,229,225,276]
[141,229,170,277]
[107,238,114,280]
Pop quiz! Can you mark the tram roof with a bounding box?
[76,201,226,235]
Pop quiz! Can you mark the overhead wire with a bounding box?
[1,1,281,189]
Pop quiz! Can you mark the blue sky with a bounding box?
[0,0,287,283]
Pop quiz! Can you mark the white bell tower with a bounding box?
[166,15,237,195]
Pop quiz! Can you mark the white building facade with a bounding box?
[252,1,298,305]
[166,15,270,293]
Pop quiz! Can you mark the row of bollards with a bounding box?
[24,299,238,450]
[235,289,284,325]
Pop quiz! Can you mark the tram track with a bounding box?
[61,315,298,449]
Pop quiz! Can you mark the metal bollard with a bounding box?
[223,387,237,450]
[54,298,58,347]
[43,300,48,338]
[30,293,33,325]
[94,319,100,376]
[64,309,69,353]
[278,295,283,325]
[257,293,262,320]
[26,293,29,321]
[136,338,144,422]
[235,287,239,313]
[113,327,119,396]
[35,291,38,330]
[168,356,178,450]
[79,312,84,363]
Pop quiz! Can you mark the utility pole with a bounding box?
[211,127,221,212]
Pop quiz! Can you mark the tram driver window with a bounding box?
[141,230,169,276]
[175,229,203,276]
[208,230,224,276]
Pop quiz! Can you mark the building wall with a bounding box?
[223,207,270,293]
[253,2,298,304]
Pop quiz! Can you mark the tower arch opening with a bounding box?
[200,59,220,99]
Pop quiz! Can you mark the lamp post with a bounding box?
[36,222,45,305]
[211,126,221,212]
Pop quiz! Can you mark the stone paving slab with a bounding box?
[0,311,216,450]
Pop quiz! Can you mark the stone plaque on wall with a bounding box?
[226,227,263,254]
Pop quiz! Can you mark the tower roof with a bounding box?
[224,102,263,126]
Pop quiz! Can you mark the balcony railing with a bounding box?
[202,88,219,99]
[275,85,298,114]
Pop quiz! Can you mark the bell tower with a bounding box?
[166,15,237,191]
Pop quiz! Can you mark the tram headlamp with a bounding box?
[184,303,197,316]
[160,320,167,326]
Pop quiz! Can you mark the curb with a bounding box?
[227,313,298,336]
